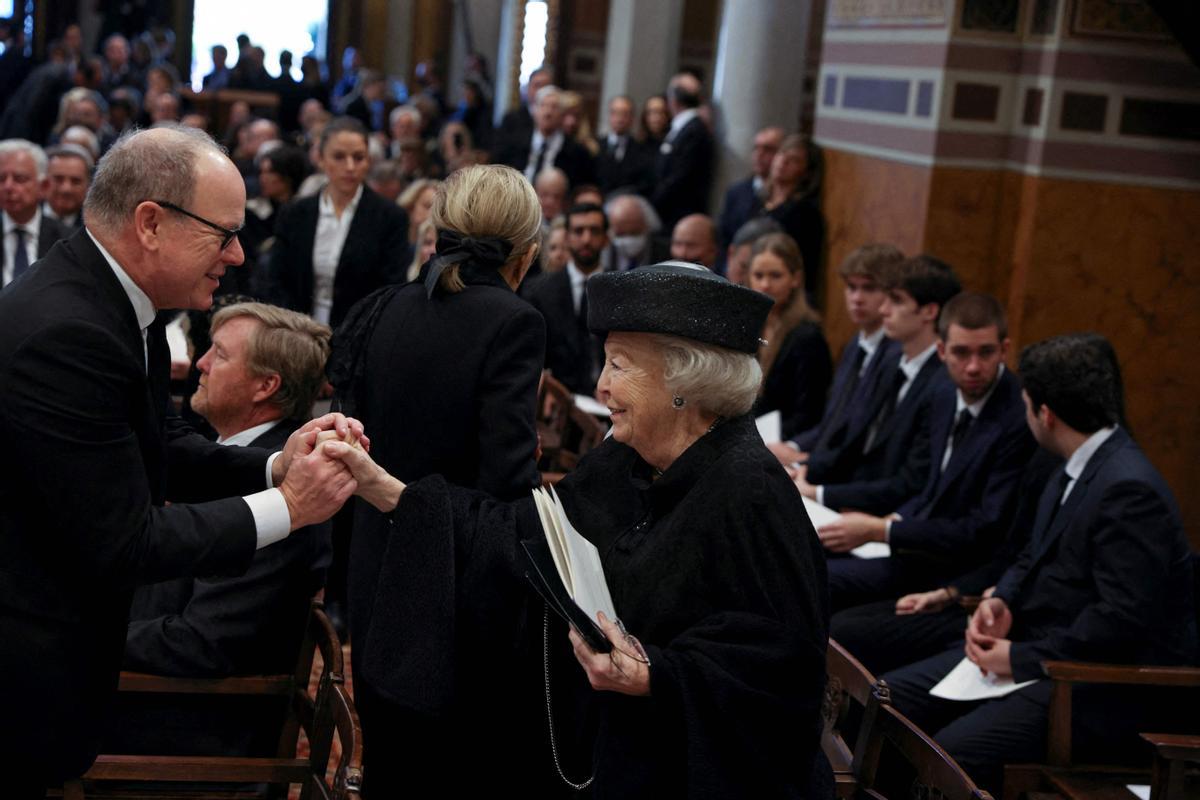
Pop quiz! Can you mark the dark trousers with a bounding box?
[882,647,1051,794]
[830,599,969,675]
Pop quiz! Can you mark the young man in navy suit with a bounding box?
[811,293,1035,610]
[880,333,1197,793]
[794,255,961,522]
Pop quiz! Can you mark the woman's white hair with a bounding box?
[646,333,762,418]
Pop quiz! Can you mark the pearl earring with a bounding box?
[672,396,686,409]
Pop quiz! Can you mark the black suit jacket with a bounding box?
[595,135,654,197]
[258,187,409,328]
[526,268,602,395]
[498,132,596,189]
[717,177,761,248]
[2,213,70,286]
[109,420,331,757]
[993,428,1197,681]
[493,104,534,165]
[888,369,1035,571]
[0,229,269,781]
[651,115,714,228]
[821,349,944,515]
[755,321,833,440]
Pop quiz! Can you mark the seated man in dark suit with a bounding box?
[651,72,714,229]
[1,138,69,288]
[769,243,903,462]
[527,202,609,396]
[497,84,595,190]
[810,293,1036,610]
[795,255,962,518]
[715,125,783,273]
[596,95,654,197]
[108,302,334,756]
[881,333,1197,794]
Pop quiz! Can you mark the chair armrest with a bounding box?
[1140,732,1200,761]
[117,670,295,695]
[1042,661,1200,687]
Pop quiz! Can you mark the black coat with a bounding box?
[595,135,655,197]
[357,414,832,797]
[755,320,833,440]
[257,186,409,328]
[497,131,597,189]
[651,115,714,229]
[0,230,268,782]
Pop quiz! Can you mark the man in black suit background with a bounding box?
[715,125,783,272]
[596,95,654,197]
[493,64,553,164]
[528,202,609,395]
[811,293,1035,609]
[42,144,93,233]
[651,72,714,229]
[110,301,334,758]
[497,84,595,190]
[795,255,961,522]
[881,333,1197,793]
[1,139,70,288]
[0,125,358,794]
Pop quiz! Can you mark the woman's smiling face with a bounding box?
[597,332,674,455]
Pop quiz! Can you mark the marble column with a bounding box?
[446,0,505,108]
[710,0,810,208]
[383,0,415,84]
[599,0,685,118]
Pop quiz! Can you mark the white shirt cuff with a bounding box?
[815,486,824,506]
[245,488,291,549]
[884,518,893,542]
[266,451,282,487]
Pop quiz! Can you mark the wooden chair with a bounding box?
[823,638,891,798]
[857,692,995,800]
[60,600,360,799]
[536,370,608,480]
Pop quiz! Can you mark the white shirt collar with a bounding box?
[858,326,886,357]
[668,108,699,139]
[4,206,41,236]
[1065,425,1118,483]
[217,418,283,447]
[86,228,156,331]
[956,364,1004,419]
[318,184,363,219]
[899,341,938,380]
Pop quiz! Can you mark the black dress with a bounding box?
[358,414,833,798]
[756,320,834,441]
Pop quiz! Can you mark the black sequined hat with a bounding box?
[587,261,773,354]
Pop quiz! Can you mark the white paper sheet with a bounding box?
[756,410,781,444]
[165,311,190,365]
[547,486,617,624]
[929,656,1039,701]
[1126,785,1151,800]
[574,393,612,418]
[850,541,892,559]
[802,496,841,529]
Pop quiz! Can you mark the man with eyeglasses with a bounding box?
[0,124,363,795]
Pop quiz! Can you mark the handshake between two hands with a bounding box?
[272,413,399,530]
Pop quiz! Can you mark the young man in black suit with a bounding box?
[528,202,609,395]
[651,72,714,229]
[882,333,1197,793]
[795,255,962,517]
[1,138,70,287]
[812,293,1036,610]
[770,243,904,465]
[596,94,654,197]
[0,125,358,793]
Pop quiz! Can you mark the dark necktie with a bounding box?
[533,141,547,177]
[146,316,171,426]
[612,136,626,163]
[12,227,30,282]
[1039,469,1074,541]
[864,367,907,452]
[945,408,974,468]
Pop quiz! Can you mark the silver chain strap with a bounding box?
[544,604,595,791]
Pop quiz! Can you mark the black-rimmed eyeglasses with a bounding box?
[152,200,241,250]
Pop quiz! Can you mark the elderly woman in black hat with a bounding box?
[325,262,832,798]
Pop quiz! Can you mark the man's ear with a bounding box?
[252,373,282,404]
[133,201,165,252]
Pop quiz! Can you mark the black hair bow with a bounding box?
[423,229,515,297]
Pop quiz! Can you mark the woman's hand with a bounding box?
[320,439,405,513]
[568,611,651,697]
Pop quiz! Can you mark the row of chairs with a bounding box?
[536,370,608,481]
[825,638,1200,800]
[58,600,362,799]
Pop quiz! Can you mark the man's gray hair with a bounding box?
[46,143,96,172]
[389,104,422,128]
[534,84,561,107]
[605,193,662,235]
[84,124,226,235]
[0,139,48,178]
[649,333,762,418]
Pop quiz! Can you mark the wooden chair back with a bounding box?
[823,638,890,797]
[857,695,993,800]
